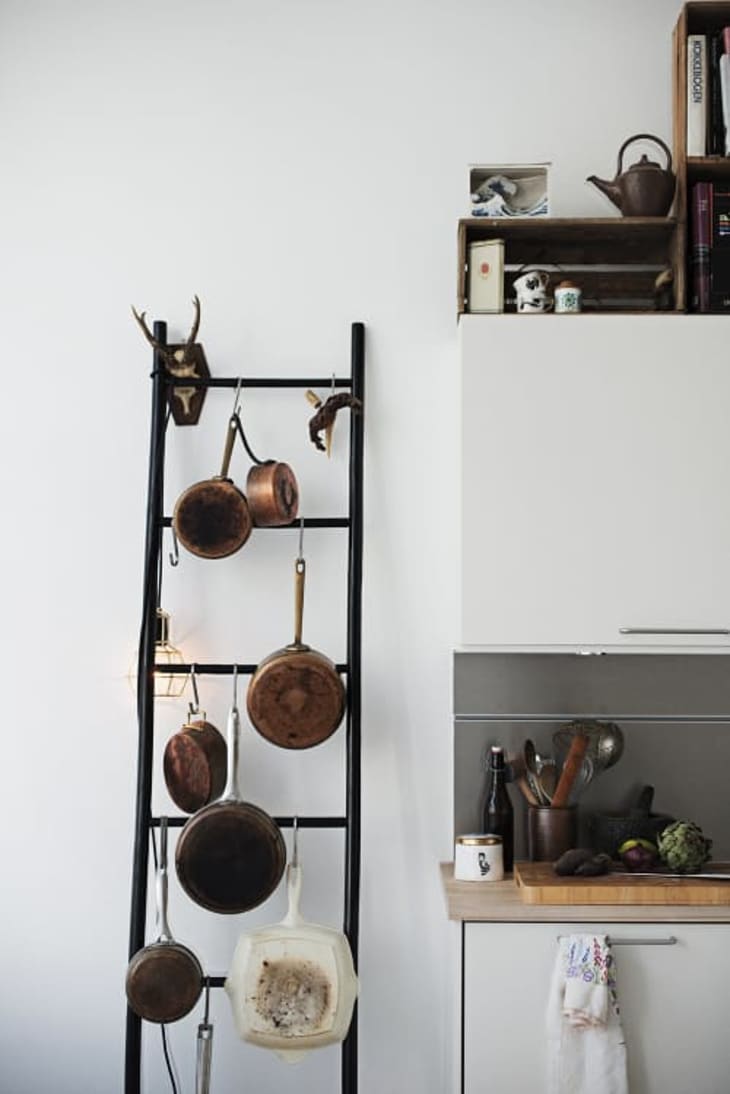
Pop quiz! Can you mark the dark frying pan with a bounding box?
[126,818,203,1023]
[246,555,346,749]
[173,414,252,559]
[163,669,227,814]
[175,671,286,914]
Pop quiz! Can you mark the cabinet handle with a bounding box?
[557,934,677,947]
[619,627,730,636]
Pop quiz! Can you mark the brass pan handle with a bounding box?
[294,557,306,646]
[219,415,238,479]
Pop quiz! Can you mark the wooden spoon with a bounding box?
[551,733,590,808]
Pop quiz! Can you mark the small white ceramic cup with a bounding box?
[554,282,582,314]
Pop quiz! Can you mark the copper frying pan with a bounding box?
[164,668,227,814]
[173,414,252,559]
[246,555,346,750]
[126,818,203,1023]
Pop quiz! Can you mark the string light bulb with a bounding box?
[153,608,188,698]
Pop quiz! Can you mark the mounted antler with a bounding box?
[131,295,201,372]
[131,295,208,425]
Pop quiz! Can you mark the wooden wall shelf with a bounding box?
[457,217,682,317]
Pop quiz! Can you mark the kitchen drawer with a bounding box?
[459,315,730,649]
[463,921,730,1094]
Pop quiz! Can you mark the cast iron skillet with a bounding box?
[176,670,286,914]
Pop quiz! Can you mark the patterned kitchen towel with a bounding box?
[546,934,628,1094]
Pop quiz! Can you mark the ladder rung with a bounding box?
[150,815,348,828]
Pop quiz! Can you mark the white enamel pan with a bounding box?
[225,842,358,1062]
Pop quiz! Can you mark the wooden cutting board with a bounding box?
[514,862,730,905]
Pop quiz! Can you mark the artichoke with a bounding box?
[657,820,712,874]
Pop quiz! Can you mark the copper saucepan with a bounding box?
[164,668,227,814]
[173,414,253,559]
[126,818,203,1023]
[232,412,299,528]
[175,670,287,914]
[247,554,346,750]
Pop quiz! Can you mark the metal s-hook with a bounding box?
[232,377,243,418]
[297,516,304,562]
[169,526,180,568]
[188,664,204,721]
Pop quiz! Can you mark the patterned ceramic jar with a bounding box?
[454,834,504,882]
[554,280,582,313]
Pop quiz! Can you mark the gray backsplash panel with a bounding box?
[454,653,730,859]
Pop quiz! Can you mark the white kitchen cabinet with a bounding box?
[463,921,730,1094]
[460,315,730,648]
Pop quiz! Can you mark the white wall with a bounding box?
[0,1,681,1091]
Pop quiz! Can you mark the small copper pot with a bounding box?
[247,460,299,527]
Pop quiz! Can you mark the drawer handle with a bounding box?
[619,627,730,636]
[557,935,677,947]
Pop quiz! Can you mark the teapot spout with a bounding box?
[587,174,623,211]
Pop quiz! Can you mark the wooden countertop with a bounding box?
[440,863,730,923]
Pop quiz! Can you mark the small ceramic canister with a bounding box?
[554,280,582,314]
[454,834,504,882]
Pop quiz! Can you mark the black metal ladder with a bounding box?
[125,322,365,1093]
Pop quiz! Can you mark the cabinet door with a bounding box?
[463,922,730,1094]
[460,315,730,648]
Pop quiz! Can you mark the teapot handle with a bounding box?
[617,133,673,175]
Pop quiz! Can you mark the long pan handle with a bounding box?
[196,1021,214,1094]
[219,415,238,478]
[293,557,305,646]
[221,680,241,802]
[156,817,173,943]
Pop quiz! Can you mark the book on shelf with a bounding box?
[687,34,708,155]
[710,186,730,311]
[720,49,730,156]
[709,33,725,155]
[690,182,730,312]
[691,181,711,312]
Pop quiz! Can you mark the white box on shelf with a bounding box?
[467,239,504,313]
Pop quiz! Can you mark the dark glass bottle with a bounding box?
[482,745,514,873]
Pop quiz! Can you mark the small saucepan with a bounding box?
[173,414,253,559]
[247,553,346,749]
[175,669,287,914]
[163,667,227,814]
[126,818,203,1023]
[232,411,299,528]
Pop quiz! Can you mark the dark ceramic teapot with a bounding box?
[587,133,676,217]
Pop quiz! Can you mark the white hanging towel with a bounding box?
[546,934,628,1094]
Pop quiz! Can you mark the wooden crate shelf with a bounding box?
[457,217,682,317]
